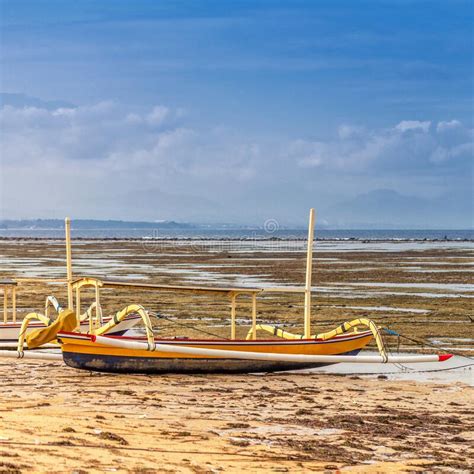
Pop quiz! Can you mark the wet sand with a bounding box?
[0,238,473,472]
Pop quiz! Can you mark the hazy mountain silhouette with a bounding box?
[328,189,472,228]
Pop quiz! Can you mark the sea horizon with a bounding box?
[1,227,473,240]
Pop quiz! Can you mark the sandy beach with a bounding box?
[1,359,473,473]
[1,238,473,472]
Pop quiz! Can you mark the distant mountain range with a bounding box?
[0,219,274,231]
[1,188,472,231]
[0,219,195,230]
[327,189,473,229]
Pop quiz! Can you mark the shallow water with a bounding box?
[339,282,474,292]
[325,282,474,299]
[316,286,474,299]
[404,268,474,273]
[331,305,430,314]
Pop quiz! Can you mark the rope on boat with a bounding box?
[319,362,474,376]
[382,327,474,361]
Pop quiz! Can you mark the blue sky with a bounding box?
[0,0,472,227]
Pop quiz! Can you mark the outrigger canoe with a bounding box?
[54,330,452,374]
[57,330,374,373]
[1,211,454,374]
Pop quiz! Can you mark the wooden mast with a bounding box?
[65,217,73,309]
[304,208,315,338]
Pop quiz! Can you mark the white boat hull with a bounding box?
[0,313,141,344]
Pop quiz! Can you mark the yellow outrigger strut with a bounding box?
[93,304,154,345]
[245,318,388,362]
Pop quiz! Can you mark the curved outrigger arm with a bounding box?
[45,296,63,319]
[79,301,102,323]
[247,324,306,340]
[16,293,102,353]
[317,318,388,362]
[17,293,73,354]
[17,312,52,353]
[246,318,389,362]
[93,304,155,350]
[16,303,155,353]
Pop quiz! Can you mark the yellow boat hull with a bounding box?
[58,331,373,374]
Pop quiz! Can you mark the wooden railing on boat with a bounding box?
[100,280,306,340]
[76,278,306,341]
[3,276,308,341]
[2,277,67,325]
[1,279,17,323]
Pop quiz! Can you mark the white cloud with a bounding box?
[395,120,431,133]
[125,112,142,124]
[0,101,261,219]
[337,124,365,140]
[289,140,326,167]
[291,120,471,172]
[430,142,473,163]
[146,105,169,126]
[437,120,461,133]
[0,100,471,223]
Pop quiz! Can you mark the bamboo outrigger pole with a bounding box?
[304,208,315,338]
[65,217,73,310]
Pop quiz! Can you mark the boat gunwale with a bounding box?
[57,329,373,345]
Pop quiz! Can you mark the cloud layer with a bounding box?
[289,120,472,173]
[0,99,472,226]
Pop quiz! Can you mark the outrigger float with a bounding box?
[0,210,452,373]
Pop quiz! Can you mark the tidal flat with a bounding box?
[0,238,473,472]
